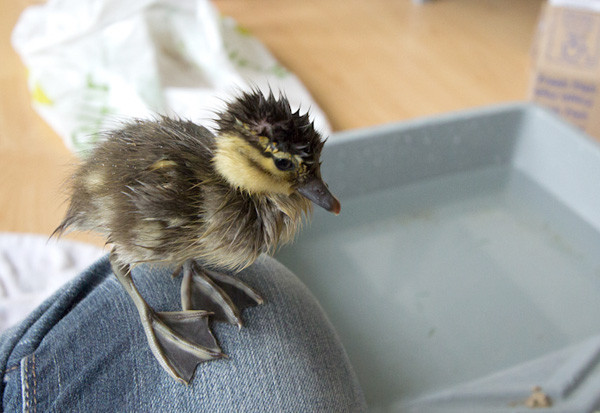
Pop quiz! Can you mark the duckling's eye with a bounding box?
[274,158,295,171]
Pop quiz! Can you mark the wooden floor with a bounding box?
[0,0,544,244]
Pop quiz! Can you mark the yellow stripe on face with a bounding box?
[213,134,295,195]
[258,135,306,172]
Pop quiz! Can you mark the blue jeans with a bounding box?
[0,255,366,412]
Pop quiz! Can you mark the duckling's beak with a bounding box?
[297,177,341,215]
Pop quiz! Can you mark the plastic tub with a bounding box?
[276,104,600,412]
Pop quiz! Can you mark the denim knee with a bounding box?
[1,255,366,412]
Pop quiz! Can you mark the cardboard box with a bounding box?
[529,1,600,140]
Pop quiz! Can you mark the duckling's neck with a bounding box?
[213,133,293,195]
[194,184,312,271]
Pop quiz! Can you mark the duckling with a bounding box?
[52,90,340,384]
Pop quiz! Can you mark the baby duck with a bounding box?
[53,90,340,384]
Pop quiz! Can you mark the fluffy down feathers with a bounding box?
[54,95,320,270]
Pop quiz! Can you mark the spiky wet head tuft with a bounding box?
[215,90,325,170]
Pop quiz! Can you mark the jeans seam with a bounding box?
[21,354,37,413]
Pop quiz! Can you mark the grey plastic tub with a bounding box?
[275,104,600,412]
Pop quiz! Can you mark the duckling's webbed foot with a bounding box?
[110,251,223,385]
[179,260,264,327]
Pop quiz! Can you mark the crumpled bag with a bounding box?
[12,0,331,153]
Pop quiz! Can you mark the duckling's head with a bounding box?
[213,90,340,214]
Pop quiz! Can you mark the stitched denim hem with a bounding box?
[21,353,37,413]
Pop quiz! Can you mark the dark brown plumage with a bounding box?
[55,117,308,269]
[216,90,324,169]
[53,90,340,384]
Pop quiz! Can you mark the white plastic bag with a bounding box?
[12,0,331,153]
